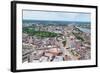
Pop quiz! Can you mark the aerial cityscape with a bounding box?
[22,10,91,63]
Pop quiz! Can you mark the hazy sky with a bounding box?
[23,10,91,22]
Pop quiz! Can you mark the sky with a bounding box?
[23,10,91,22]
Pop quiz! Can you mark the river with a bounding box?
[76,27,90,33]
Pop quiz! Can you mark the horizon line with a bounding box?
[22,19,91,23]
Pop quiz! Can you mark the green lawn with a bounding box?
[23,27,58,37]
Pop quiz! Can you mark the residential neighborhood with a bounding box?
[22,23,91,63]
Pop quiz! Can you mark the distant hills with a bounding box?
[22,20,91,26]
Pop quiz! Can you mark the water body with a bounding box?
[76,27,90,33]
